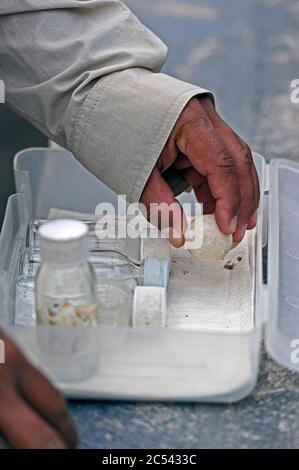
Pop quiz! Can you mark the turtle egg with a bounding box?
[186,214,233,262]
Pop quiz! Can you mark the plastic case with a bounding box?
[0,147,296,403]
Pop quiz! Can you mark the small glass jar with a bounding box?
[35,219,99,382]
[92,254,169,327]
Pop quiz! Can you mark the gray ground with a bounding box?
[1,0,299,449]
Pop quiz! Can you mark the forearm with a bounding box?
[0,0,210,200]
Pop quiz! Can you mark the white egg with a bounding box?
[186,214,233,262]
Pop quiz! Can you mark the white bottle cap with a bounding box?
[39,219,89,263]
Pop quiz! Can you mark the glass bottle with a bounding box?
[35,219,99,382]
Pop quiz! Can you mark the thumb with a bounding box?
[140,166,187,248]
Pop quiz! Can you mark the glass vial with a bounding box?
[35,219,99,382]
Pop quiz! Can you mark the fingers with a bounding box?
[140,166,187,247]
[0,385,67,449]
[182,167,215,214]
[0,331,76,449]
[216,128,258,242]
[17,361,77,449]
[176,100,240,235]
[224,137,256,242]
[143,96,259,245]
[200,98,260,242]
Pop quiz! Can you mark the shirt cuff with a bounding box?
[69,67,213,202]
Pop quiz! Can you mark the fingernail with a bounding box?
[249,211,258,228]
[240,224,248,240]
[169,228,185,248]
[230,216,238,233]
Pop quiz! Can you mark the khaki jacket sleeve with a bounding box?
[0,1,212,201]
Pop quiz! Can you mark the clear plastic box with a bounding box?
[0,147,296,402]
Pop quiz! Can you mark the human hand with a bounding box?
[0,329,77,449]
[140,96,260,247]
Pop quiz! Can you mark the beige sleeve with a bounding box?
[0,0,212,201]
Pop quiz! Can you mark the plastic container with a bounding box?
[0,147,295,402]
[35,220,100,382]
[14,217,169,328]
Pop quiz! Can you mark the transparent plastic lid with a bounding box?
[266,158,299,372]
